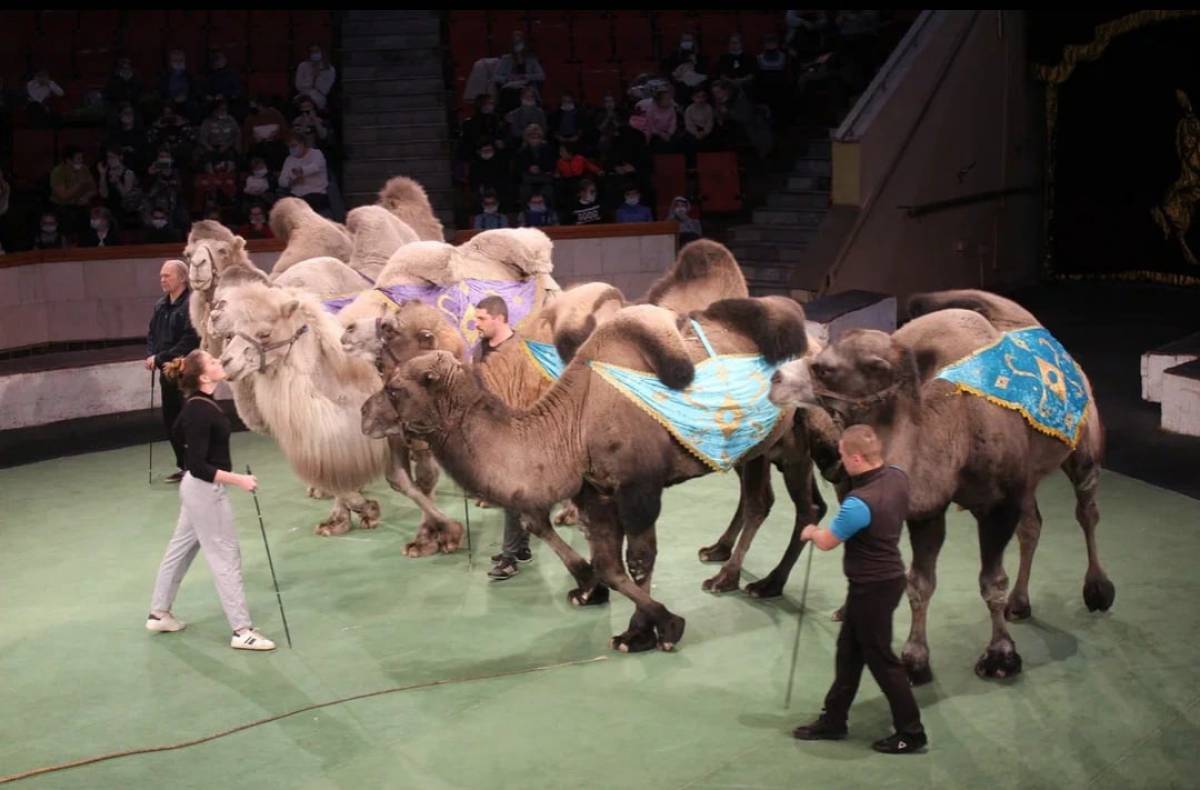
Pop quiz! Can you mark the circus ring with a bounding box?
[2,238,1198,788]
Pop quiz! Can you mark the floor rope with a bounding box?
[0,655,608,785]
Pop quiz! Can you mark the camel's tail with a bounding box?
[696,296,809,364]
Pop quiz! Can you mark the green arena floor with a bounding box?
[1,432,1197,789]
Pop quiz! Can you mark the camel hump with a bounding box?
[187,219,237,244]
[376,176,444,241]
[549,283,628,363]
[697,295,809,364]
[907,289,1041,331]
[462,227,555,277]
[585,305,696,389]
[644,239,748,308]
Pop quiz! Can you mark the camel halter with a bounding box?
[812,380,906,428]
[236,324,310,371]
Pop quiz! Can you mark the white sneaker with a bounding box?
[146,612,187,632]
[231,629,276,651]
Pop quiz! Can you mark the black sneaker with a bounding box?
[165,470,184,483]
[872,730,927,754]
[489,549,533,564]
[488,558,520,581]
[792,716,848,741]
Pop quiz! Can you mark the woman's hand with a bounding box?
[234,473,258,492]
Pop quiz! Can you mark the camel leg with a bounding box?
[973,498,1023,680]
[553,500,580,527]
[579,483,685,652]
[697,466,744,563]
[520,509,608,607]
[315,496,353,536]
[900,512,948,685]
[411,443,463,554]
[747,458,827,599]
[342,490,382,531]
[1063,446,1115,612]
[1004,499,1041,621]
[384,438,464,557]
[703,456,774,593]
[612,525,663,652]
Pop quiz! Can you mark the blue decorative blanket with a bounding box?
[588,322,783,471]
[522,339,566,382]
[935,326,1090,447]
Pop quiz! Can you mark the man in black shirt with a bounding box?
[473,296,534,582]
[145,259,200,482]
[793,424,927,754]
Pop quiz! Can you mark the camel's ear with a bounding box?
[379,316,400,338]
[862,355,892,375]
[281,299,301,318]
[232,236,247,256]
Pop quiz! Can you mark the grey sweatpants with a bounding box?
[150,472,252,631]
[500,509,530,559]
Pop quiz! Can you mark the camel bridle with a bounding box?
[236,324,310,371]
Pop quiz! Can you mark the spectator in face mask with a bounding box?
[548,93,589,148]
[756,33,793,127]
[145,146,187,231]
[564,179,602,226]
[291,98,331,147]
[505,86,547,145]
[198,99,241,155]
[204,49,243,107]
[670,196,703,245]
[278,133,330,212]
[105,56,145,110]
[160,49,199,121]
[494,31,546,114]
[459,94,508,160]
[149,103,197,165]
[716,34,758,88]
[237,202,274,239]
[50,147,99,237]
[469,142,510,207]
[515,123,556,206]
[242,96,290,172]
[615,185,653,223]
[80,205,122,247]
[144,205,184,244]
[34,212,69,250]
[25,68,65,126]
[662,32,706,106]
[241,156,278,208]
[295,44,336,111]
[472,189,509,230]
[106,103,150,171]
[517,191,558,228]
[98,147,146,226]
[594,93,626,158]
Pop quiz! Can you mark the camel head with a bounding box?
[340,316,385,364]
[183,228,248,293]
[341,300,464,373]
[362,351,471,440]
[217,284,311,381]
[771,328,918,424]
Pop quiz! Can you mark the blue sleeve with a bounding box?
[829,496,872,541]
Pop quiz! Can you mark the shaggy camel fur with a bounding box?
[768,289,1113,682]
[364,297,813,653]
[216,281,464,547]
[269,197,354,275]
[345,205,419,281]
[376,176,445,242]
[641,238,750,313]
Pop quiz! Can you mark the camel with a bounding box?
[768,289,1114,682]
[364,296,813,652]
[345,205,419,281]
[215,280,465,547]
[269,197,354,275]
[376,176,445,242]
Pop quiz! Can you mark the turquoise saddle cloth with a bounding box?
[935,326,1090,447]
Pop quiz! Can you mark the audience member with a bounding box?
[547,92,589,147]
[505,86,547,145]
[593,93,625,159]
[241,156,278,208]
[472,189,509,230]
[236,202,274,239]
[662,31,707,106]
[554,141,603,208]
[106,103,150,172]
[98,147,146,227]
[144,145,188,230]
[278,133,330,212]
[294,43,336,111]
[615,185,653,223]
[632,87,679,153]
[756,33,793,126]
[203,49,243,108]
[712,78,773,157]
[517,190,558,228]
[684,87,715,151]
[79,205,122,247]
[25,69,64,126]
[469,142,510,207]
[494,31,546,114]
[148,103,196,165]
[670,196,703,245]
[105,56,145,111]
[563,179,602,226]
[459,94,508,160]
[144,204,186,243]
[290,97,331,148]
[197,99,241,158]
[33,211,69,249]
[716,34,758,88]
[160,49,199,121]
[514,123,556,206]
[243,96,290,172]
[50,147,98,237]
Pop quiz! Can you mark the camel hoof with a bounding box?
[437,521,465,554]
[553,510,577,527]
[403,540,438,558]
[307,487,333,500]
[698,544,732,563]
[357,500,382,530]
[831,606,845,622]
[701,569,740,594]
[974,645,1023,680]
[609,628,658,654]
[315,520,351,537]
[1004,597,1032,622]
[745,575,786,599]
[1083,577,1116,612]
[568,585,609,607]
[658,641,676,652]
[657,614,686,648]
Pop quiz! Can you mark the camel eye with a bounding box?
[256,329,271,339]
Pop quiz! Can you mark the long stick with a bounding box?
[147,370,155,484]
[462,494,473,571]
[246,465,293,648]
[783,541,816,710]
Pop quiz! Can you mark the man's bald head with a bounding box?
[838,423,884,473]
[160,259,188,297]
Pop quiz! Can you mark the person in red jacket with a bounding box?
[554,142,603,210]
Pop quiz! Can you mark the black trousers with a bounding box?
[822,575,923,734]
[159,373,186,470]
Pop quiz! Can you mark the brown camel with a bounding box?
[269,197,354,275]
[364,297,813,652]
[768,289,1114,682]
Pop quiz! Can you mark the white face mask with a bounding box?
[625,196,640,206]
[528,203,545,212]
[171,62,185,72]
[483,205,498,214]
[90,218,105,229]
[251,215,264,225]
[681,40,694,51]
[41,224,57,235]
[581,192,596,204]
[561,101,575,111]
[310,52,322,62]
[521,98,535,107]
[151,218,167,229]
[71,161,83,171]
[480,150,494,160]
[674,206,689,217]
[253,168,267,177]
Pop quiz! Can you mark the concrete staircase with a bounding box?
[338,9,454,234]
[724,138,832,295]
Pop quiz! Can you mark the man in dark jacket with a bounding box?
[792,423,927,754]
[145,259,200,482]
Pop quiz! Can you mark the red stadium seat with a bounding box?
[571,12,613,63]
[696,151,742,212]
[611,12,654,63]
[56,127,105,161]
[531,23,572,69]
[655,11,698,57]
[541,63,581,107]
[39,10,79,37]
[11,129,56,187]
[247,71,290,102]
[248,10,290,29]
[490,10,529,45]
[737,12,784,51]
[580,67,622,106]
[450,14,490,71]
[249,44,292,73]
[167,9,210,31]
[653,153,687,219]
